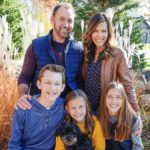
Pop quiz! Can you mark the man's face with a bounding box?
[51,6,75,42]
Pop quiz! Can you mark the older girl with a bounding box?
[99,82,143,150]
[55,89,105,150]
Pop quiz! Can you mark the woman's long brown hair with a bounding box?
[82,13,115,78]
[98,82,136,141]
[64,89,95,138]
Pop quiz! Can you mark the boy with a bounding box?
[9,64,66,150]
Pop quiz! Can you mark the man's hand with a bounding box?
[14,95,32,110]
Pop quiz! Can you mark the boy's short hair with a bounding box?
[38,64,65,84]
[52,3,75,16]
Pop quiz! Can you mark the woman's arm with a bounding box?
[117,51,143,136]
[117,51,140,112]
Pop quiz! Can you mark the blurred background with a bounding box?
[0,0,150,149]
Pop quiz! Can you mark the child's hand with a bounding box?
[14,95,32,110]
[133,116,143,136]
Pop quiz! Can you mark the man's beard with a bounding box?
[54,25,71,39]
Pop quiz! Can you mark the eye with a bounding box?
[94,29,98,33]
[79,106,84,109]
[71,107,76,110]
[107,95,113,99]
[60,18,64,21]
[45,82,51,84]
[55,83,61,86]
[102,29,107,32]
[68,19,73,23]
[116,96,121,99]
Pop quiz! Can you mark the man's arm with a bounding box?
[18,44,37,96]
[15,44,36,110]
[18,84,30,97]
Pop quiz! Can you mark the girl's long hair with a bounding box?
[82,13,115,78]
[98,82,136,141]
[64,89,95,138]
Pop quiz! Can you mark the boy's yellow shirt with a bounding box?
[55,116,105,150]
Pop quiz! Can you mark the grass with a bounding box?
[143,44,150,50]
[141,113,150,150]
[0,66,19,149]
[143,44,150,70]
[135,76,150,150]
[145,61,150,70]
[145,58,150,71]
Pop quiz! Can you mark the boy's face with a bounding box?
[37,70,65,102]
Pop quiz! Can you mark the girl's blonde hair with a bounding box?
[65,89,95,137]
[99,82,136,141]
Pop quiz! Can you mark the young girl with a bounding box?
[99,82,144,150]
[55,89,105,150]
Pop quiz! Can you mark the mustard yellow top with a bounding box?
[55,116,105,150]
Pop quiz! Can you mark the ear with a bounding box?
[65,105,69,113]
[37,80,41,90]
[61,84,65,92]
[50,16,54,26]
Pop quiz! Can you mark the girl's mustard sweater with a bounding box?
[55,116,105,150]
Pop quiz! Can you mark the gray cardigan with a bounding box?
[131,118,144,150]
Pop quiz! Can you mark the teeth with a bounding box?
[75,115,82,118]
[110,105,118,108]
[97,39,103,41]
[47,92,55,95]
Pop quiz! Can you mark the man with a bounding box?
[16,3,83,109]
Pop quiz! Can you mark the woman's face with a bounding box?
[91,21,108,48]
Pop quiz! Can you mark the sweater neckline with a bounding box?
[32,94,63,112]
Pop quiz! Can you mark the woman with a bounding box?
[82,13,140,116]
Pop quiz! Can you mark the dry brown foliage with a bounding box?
[141,111,150,150]
[133,72,150,150]
[0,66,19,149]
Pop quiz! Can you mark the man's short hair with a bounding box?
[52,3,75,16]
